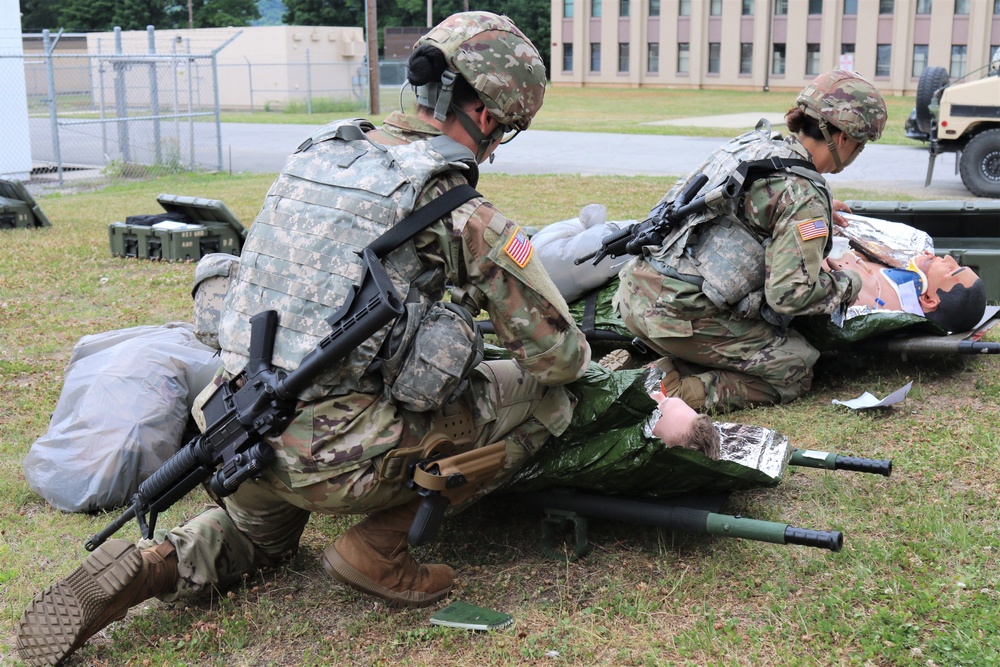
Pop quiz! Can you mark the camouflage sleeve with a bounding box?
[456,200,591,386]
[747,176,861,316]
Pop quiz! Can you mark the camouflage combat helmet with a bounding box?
[796,70,887,143]
[795,70,886,173]
[414,11,546,132]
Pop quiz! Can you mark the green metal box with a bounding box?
[108,193,246,261]
[0,178,53,229]
[844,199,1000,303]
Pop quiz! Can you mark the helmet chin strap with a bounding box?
[453,104,505,163]
[817,118,846,174]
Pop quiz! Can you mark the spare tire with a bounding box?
[915,66,949,134]
[959,129,1000,198]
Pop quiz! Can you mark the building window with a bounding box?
[679,0,690,16]
[916,0,931,13]
[564,0,574,18]
[710,0,722,15]
[841,43,855,69]
[619,0,630,17]
[876,44,891,76]
[912,44,928,77]
[740,43,753,74]
[954,0,969,14]
[648,42,659,73]
[951,45,967,78]
[590,43,601,72]
[708,42,721,74]
[592,0,601,17]
[879,0,893,14]
[678,42,690,73]
[775,0,788,15]
[808,0,823,14]
[995,0,1000,13]
[772,43,786,75]
[742,0,754,14]
[844,0,857,14]
[806,43,821,75]
[649,0,660,17]
[563,43,574,71]
[618,42,630,72]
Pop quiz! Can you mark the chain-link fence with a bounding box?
[9,27,384,192]
[9,28,228,189]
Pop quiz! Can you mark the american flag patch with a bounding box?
[504,227,533,268]
[797,218,828,241]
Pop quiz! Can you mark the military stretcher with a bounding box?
[484,199,1000,557]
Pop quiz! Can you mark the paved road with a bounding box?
[216,123,975,199]
[29,118,977,199]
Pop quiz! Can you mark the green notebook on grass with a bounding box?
[430,601,514,631]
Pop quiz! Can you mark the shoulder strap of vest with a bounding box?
[366,184,481,259]
[295,119,381,154]
[720,156,820,199]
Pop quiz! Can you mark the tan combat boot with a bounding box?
[16,539,178,667]
[322,500,454,608]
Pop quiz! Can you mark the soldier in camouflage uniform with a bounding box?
[17,13,590,666]
[615,70,887,413]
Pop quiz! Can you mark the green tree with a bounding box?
[18,0,61,31]
[194,0,261,27]
[282,0,552,77]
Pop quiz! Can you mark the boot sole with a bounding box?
[16,539,142,667]
[321,545,451,609]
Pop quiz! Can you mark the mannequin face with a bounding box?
[915,254,981,310]
[650,393,700,447]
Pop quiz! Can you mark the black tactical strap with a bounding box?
[366,184,481,259]
[723,157,819,199]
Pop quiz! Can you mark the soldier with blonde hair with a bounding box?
[17,12,590,666]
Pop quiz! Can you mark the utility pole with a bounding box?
[367,0,379,114]
[188,0,194,29]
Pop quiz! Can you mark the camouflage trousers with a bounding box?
[139,359,571,600]
[619,305,820,413]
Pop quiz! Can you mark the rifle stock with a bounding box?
[85,250,404,551]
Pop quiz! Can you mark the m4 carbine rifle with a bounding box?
[85,248,405,551]
[577,153,818,266]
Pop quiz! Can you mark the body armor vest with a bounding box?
[647,121,831,318]
[218,119,477,401]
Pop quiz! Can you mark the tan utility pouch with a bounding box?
[377,405,477,484]
[411,441,507,506]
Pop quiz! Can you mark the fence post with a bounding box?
[212,51,223,171]
[186,39,194,170]
[42,29,63,186]
[245,56,253,113]
[98,40,108,160]
[114,27,131,163]
[148,26,162,164]
[306,48,312,114]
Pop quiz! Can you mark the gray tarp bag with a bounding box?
[22,323,221,512]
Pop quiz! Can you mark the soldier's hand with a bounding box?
[831,199,852,228]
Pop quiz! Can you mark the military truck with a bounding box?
[912,48,1000,198]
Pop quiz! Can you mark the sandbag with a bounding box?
[22,323,221,512]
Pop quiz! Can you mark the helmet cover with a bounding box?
[796,70,887,143]
[416,11,546,130]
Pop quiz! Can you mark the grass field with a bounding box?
[2,146,998,664]
[220,84,924,146]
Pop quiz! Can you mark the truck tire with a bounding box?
[915,66,949,134]
[959,129,1000,198]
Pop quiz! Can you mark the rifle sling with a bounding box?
[366,184,481,259]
